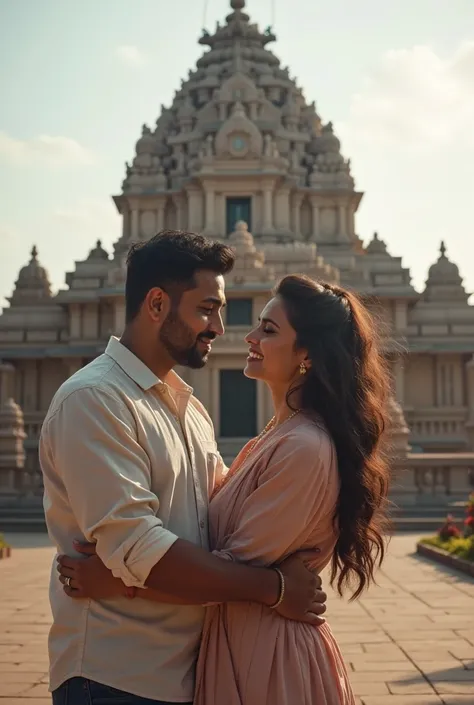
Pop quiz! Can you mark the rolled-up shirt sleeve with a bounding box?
[40,385,179,587]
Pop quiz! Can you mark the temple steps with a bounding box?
[389,502,467,532]
[0,500,468,534]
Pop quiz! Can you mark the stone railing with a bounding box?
[22,411,45,441]
[405,407,468,447]
[391,452,474,506]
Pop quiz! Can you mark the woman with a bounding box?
[58,275,390,704]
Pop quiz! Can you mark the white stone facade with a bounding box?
[1,0,474,503]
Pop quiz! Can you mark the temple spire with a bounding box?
[232,39,243,73]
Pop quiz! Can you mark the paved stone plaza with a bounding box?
[0,533,473,704]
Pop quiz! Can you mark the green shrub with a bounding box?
[0,533,10,550]
[420,534,474,561]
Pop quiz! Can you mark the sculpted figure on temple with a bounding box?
[205,134,214,157]
[263,133,273,157]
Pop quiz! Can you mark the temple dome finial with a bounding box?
[87,239,109,261]
[365,231,389,255]
[9,245,52,306]
[427,241,460,284]
[423,240,467,303]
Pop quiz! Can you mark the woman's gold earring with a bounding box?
[299,363,307,375]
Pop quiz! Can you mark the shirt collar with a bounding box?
[104,337,193,396]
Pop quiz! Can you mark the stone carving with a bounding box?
[122,124,170,193]
[136,124,155,154]
[2,0,474,500]
[215,102,263,159]
[290,148,301,170]
[282,91,300,131]
[198,134,215,162]
[227,221,274,284]
[118,0,352,192]
[0,397,27,495]
[177,95,195,132]
[385,395,410,459]
[173,145,187,175]
[0,362,26,495]
[217,72,259,105]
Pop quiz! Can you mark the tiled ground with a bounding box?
[0,533,473,704]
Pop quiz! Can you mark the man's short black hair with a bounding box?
[125,230,235,323]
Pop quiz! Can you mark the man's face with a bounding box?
[159,270,226,369]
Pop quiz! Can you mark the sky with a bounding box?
[1,0,473,305]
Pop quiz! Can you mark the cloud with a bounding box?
[53,198,121,245]
[338,42,474,151]
[115,45,147,67]
[0,131,96,167]
[0,226,34,304]
[0,224,18,250]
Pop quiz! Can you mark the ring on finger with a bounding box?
[65,576,72,588]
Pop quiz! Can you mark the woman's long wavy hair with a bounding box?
[276,274,391,600]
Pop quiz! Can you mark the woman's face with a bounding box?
[244,296,307,385]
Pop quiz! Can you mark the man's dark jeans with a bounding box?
[52,677,193,705]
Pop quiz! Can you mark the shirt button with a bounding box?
[200,520,205,529]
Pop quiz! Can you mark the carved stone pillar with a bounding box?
[384,394,413,505]
[122,210,130,239]
[172,194,186,231]
[204,188,215,234]
[291,193,304,239]
[114,300,126,336]
[262,184,273,234]
[275,188,290,232]
[0,362,26,496]
[385,395,410,459]
[394,300,408,333]
[131,210,139,240]
[348,202,356,238]
[338,204,347,241]
[465,356,474,449]
[0,361,13,407]
[311,200,321,240]
[156,200,165,232]
[187,188,203,232]
[393,355,405,406]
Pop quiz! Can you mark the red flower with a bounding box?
[438,515,461,540]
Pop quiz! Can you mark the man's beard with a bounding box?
[159,310,215,369]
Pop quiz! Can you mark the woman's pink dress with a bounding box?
[194,415,356,705]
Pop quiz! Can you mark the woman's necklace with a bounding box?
[213,410,301,497]
[242,409,300,461]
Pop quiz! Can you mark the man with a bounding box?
[40,231,327,705]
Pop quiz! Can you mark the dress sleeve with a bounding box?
[213,430,336,567]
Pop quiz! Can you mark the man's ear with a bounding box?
[145,288,169,322]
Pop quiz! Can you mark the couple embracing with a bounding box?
[40,230,390,704]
